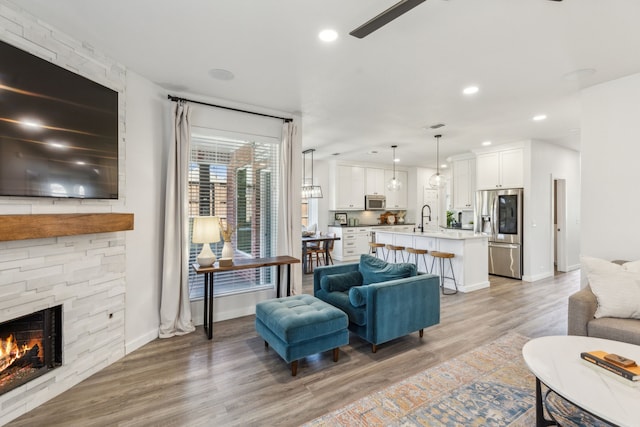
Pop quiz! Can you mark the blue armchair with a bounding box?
[313,255,441,352]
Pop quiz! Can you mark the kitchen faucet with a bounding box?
[417,204,432,232]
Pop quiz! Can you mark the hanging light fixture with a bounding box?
[301,148,323,199]
[429,134,448,189]
[387,144,402,191]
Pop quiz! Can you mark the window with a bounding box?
[188,127,280,299]
[301,200,309,228]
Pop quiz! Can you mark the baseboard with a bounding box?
[125,329,158,355]
[566,263,581,272]
[522,271,554,282]
[457,280,490,293]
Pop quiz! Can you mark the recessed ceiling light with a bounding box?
[441,164,448,169]
[318,29,338,42]
[209,68,235,81]
[76,161,86,165]
[482,141,492,146]
[394,158,400,162]
[367,150,378,155]
[463,86,479,95]
[533,114,547,121]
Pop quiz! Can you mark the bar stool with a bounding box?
[385,244,405,263]
[406,247,430,273]
[430,251,458,295]
[369,242,386,260]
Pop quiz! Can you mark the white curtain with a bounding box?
[159,101,196,338]
[277,120,303,295]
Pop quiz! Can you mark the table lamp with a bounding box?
[192,216,221,267]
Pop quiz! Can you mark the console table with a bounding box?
[192,256,300,339]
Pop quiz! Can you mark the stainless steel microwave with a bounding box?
[365,194,386,210]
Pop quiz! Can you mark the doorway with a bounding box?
[553,178,568,272]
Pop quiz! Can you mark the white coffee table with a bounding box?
[523,335,640,427]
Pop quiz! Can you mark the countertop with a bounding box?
[374,229,488,241]
[329,223,415,228]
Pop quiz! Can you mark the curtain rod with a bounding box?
[167,95,293,122]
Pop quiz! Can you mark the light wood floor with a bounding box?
[14,268,580,426]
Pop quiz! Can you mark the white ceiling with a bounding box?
[15,0,640,167]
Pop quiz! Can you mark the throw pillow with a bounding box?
[581,256,640,319]
[349,286,367,307]
[623,260,640,273]
[588,273,640,319]
[359,254,417,285]
[320,271,363,293]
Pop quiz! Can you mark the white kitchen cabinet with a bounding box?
[329,164,365,210]
[476,148,523,189]
[384,169,408,209]
[453,158,475,209]
[329,226,371,261]
[365,167,386,195]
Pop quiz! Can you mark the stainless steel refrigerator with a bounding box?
[475,188,523,279]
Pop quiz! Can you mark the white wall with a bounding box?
[581,73,640,262]
[523,140,581,281]
[123,71,168,353]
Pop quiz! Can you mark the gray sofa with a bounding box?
[568,284,640,346]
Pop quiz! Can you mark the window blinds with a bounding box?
[188,130,280,299]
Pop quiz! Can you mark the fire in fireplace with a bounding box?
[0,306,62,396]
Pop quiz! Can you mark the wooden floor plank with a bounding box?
[12,268,581,426]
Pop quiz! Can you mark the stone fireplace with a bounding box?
[0,2,132,424]
[0,306,62,396]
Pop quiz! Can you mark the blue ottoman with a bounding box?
[255,294,348,376]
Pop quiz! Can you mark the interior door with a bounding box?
[555,179,568,272]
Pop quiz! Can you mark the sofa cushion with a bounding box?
[588,317,640,346]
[582,256,640,319]
[320,271,363,293]
[359,254,417,285]
[315,289,367,326]
[349,286,367,307]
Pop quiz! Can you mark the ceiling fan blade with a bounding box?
[349,0,427,39]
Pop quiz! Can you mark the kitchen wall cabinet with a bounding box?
[384,169,408,209]
[329,164,365,210]
[453,158,476,209]
[365,167,386,195]
[476,148,523,189]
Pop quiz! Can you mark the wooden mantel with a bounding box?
[0,213,134,242]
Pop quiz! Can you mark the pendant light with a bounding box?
[301,149,323,198]
[429,134,448,189]
[387,144,402,191]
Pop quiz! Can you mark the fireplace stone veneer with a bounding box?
[0,1,130,424]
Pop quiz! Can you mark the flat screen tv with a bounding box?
[0,39,118,199]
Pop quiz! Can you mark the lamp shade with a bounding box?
[192,216,221,244]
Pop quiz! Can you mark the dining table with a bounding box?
[302,234,341,274]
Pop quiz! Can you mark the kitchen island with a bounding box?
[374,230,489,293]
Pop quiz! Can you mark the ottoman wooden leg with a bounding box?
[419,329,424,338]
[333,348,339,362]
[264,341,269,348]
[291,360,298,376]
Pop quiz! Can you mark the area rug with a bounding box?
[304,333,537,427]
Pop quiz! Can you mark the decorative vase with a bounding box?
[221,241,234,259]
